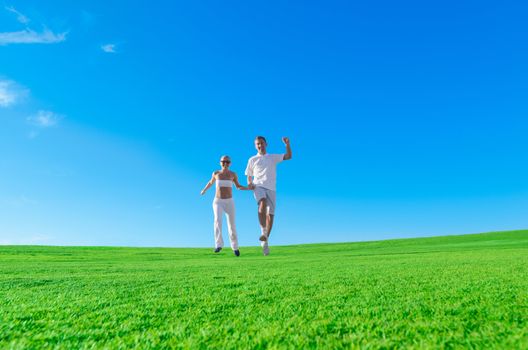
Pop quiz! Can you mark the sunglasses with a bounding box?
[220,160,231,164]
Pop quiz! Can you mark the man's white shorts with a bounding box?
[253,186,277,215]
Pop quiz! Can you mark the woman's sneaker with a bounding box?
[214,247,222,253]
[234,250,240,257]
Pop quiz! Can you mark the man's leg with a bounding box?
[258,198,268,241]
[266,214,275,237]
[260,214,273,255]
[265,190,277,237]
[260,214,274,256]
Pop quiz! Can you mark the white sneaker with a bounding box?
[259,228,269,241]
[262,241,270,256]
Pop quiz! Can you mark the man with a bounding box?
[245,136,292,255]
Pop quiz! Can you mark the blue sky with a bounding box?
[1,1,527,247]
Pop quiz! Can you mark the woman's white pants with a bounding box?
[213,198,238,250]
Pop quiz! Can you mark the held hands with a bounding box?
[282,137,290,145]
[248,183,256,190]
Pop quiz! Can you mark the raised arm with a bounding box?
[200,172,216,195]
[233,173,250,190]
[282,137,292,160]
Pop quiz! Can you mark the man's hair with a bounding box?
[255,136,267,143]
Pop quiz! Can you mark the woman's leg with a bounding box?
[212,199,224,248]
[224,199,239,251]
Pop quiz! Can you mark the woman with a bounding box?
[200,155,251,256]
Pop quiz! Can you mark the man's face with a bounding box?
[255,139,267,154]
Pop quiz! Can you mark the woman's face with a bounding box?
[220,158,231,169]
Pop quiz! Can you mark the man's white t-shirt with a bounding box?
[245,153,284,191]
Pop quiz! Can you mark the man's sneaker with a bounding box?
[234,250,240,257]
[262,242,270,256]
[259,234,268,241]
[214,247,222,253]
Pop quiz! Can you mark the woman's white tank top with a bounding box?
[216,179,233,188]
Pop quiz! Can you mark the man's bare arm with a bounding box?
[282,137,292,160]
[247,175,255,189]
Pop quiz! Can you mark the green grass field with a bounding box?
[1,230,527,349]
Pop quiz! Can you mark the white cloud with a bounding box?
[27,110,62,127]
[101,43,116,53]
[1,6,66,46]
[0,79,28,107]
[0,81,17,107]
[0,28,67,45]
[5,6,30,24]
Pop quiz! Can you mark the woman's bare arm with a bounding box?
[233,172,250,190]
[200,172,216,195]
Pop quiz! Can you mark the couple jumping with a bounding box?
[200,136,292,256]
